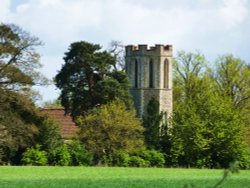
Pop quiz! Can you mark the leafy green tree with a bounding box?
[0,23,56,165]
[35,117,63,153]
[212,54,250,108]
[0,89,40,164]
[169,51,250,168]
[77,100,144,164]
[0,23,47,91]
[55,41,132,119]
[143,98,168,150]
[212,55,250,147]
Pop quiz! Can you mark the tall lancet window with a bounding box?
[149,59,154,88]
[134,59,138,88]
[164,59,169,88]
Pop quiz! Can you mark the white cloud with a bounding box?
[219,0,248,28]
[11,0,101,46]
[0,0,11,21]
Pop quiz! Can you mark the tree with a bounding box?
[0,89,40,164]
[35,117,63,153]
[107,40,125,71]
[77,100,144,164]
[55,41,132,119]
[169,51,250,168]
[143,98,168,151]
[173,50,206,103]
[212,55,250,147]
[212,54,250,108]
[0,23,47,92]
[0,23,55,164]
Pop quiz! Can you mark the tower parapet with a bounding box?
[125,44,173,118]
[126,44,173,57]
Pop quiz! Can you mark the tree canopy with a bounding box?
[55,41,132,119]
[0,23,47,92]
[169,51,250,168]
[77,100,144,164]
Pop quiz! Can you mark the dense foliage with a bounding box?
[49,145,71,166]
[21,145,48,166]
[68,140,93,166]
[0,23,58,165]
[101,148,165,167]
[168,51,250,168]
[143,98,169,151]
[77,100,144,164]
[55,41,132,119]
[35,117,63,153]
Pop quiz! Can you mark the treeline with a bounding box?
[169,51,250,168]
[0,23,249,168]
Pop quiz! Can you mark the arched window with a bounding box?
[134,59,138,88]
[164,59,169,88]
[149,59,154,88]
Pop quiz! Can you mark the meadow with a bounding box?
[0,167,250,188]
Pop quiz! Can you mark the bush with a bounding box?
[111,150,130,167]
[99,149,165,167]
[100,155,113,166]
[21,145,47,166]
[133,148,165,167]
[68,140,92,166]
[128,156,149,167]
[49,145,71,166]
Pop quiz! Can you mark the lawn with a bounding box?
[0,166,250,188]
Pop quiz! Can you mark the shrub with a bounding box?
[100,155,113,166]
[128,156,149,167]
[111,150,130,167]
[68,140,92,166]
[133,148,165,167]
[49,145,71,166]
[21,145,47,166]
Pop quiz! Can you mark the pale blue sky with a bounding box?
[1,0,250,105]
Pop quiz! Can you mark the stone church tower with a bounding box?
[125,44,173,118]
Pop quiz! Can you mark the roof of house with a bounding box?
[41,108,78,138]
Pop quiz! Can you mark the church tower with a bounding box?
[125,44,173,118]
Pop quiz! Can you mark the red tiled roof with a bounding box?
[41,108,78,138]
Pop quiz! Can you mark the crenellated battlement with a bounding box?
[126,44,173,57]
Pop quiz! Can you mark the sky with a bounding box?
[1,0,250,104]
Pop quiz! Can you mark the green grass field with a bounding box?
[0,166,250,188]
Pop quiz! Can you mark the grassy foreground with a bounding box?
[0,166,250,188]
